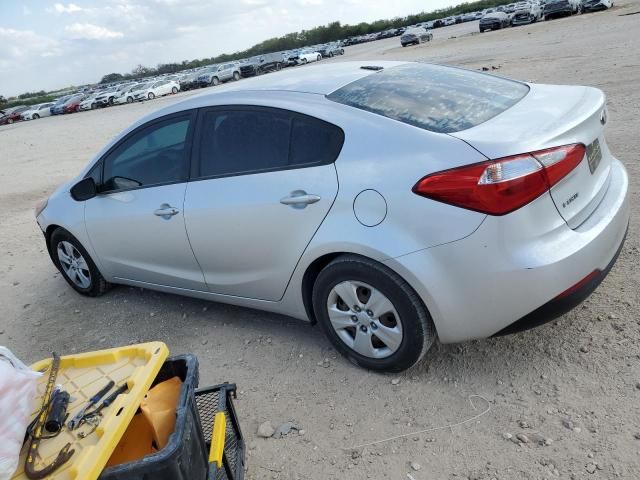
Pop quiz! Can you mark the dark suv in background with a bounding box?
[239,53,285,77]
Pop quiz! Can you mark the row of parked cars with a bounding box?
[0,41,347,125]
[479,0,612,32]
[393,0,613,42]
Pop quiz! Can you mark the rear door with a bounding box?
[184,106,343,301]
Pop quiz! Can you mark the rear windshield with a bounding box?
[326,63,529,134]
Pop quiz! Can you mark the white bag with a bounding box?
[0,347,42,480]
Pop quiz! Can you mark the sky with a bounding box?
[0,0,460,97]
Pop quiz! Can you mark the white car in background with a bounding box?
[21,103,54,120]
[132,80,180,101]
[113,84,144,105]
[78,95,99,111]
[296,50,322,65]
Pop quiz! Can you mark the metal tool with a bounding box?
[24,353,75,479]
[67,379,114,430]
[83,383,128,420]
[45,390,70,435]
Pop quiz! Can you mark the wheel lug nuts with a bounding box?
[353,306,361,312]
[370,322,378,330]
[360,325,368,333]
[351,315,358,322]
[366,310,373,317]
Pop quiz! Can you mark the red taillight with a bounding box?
[412,144,586,215]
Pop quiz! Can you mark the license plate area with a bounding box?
[586,138,602,174]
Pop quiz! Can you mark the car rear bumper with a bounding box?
[384,157,630,343]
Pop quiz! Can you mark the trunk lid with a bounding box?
[451,83,611,229]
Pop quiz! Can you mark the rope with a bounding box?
[345,394,491,451]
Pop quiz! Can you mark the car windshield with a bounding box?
[327,63,530,134]
[132,83,149,91]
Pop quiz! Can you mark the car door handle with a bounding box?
[154,204,180,219]
[280,190,321,209]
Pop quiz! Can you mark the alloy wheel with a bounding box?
[326,281,403,359]
[57,241,91,289]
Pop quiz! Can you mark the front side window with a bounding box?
[102,115,191,191]
[196,108,344,178]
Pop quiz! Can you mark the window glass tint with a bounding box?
[327,63,529,134]
[198,110,291,177]
[198,109,344,177]
[290,116,344,166]
[103,116,190,191]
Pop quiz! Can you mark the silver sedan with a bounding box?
[35,61,629,372]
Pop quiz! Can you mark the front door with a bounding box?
[84,111,207,291]
[184,106,344,301]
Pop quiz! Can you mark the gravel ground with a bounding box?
[1,2,640,479]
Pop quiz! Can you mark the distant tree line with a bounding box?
[99,0,511,83]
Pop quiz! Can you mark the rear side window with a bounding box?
[196,108,344,178]
[327,63,529,134]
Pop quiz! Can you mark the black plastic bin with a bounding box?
[195,383,246,480]
[100,354,208,480]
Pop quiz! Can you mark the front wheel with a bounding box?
[33,114,40,119]
[171,86,178,94]
[317,55,321,61]
[312,255,435,372]
[211,76,220,86]
[233,71,240,81]
[7,118,13,124]
[50,228,110,297]
[302,58,308,64]
[148,92,155,100]
[126,97,133,104]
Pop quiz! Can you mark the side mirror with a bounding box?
[70,177,97,201]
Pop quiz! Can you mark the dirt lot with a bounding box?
[1,3,640,479]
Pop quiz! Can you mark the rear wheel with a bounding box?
[312,255,435,372]
[50,228,110,297]
[317,55,321,61]
[171,86,178,94]
[7,118,13,124]
[126,96,133,104]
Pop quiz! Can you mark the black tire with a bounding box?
[171,86,178,94]
[50,228,110,297]
[317,55,321,61]
[401,43,407,47]
[312,254,436,372]
[302,58,308,64]
[212,76,220,86]
[233,71,240,81]
[33,114,40,119]
[108,97,114,105]
[340,49,344,55]
[7,118,13,124]
[148,92,155,100]
[126,97,133,104]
